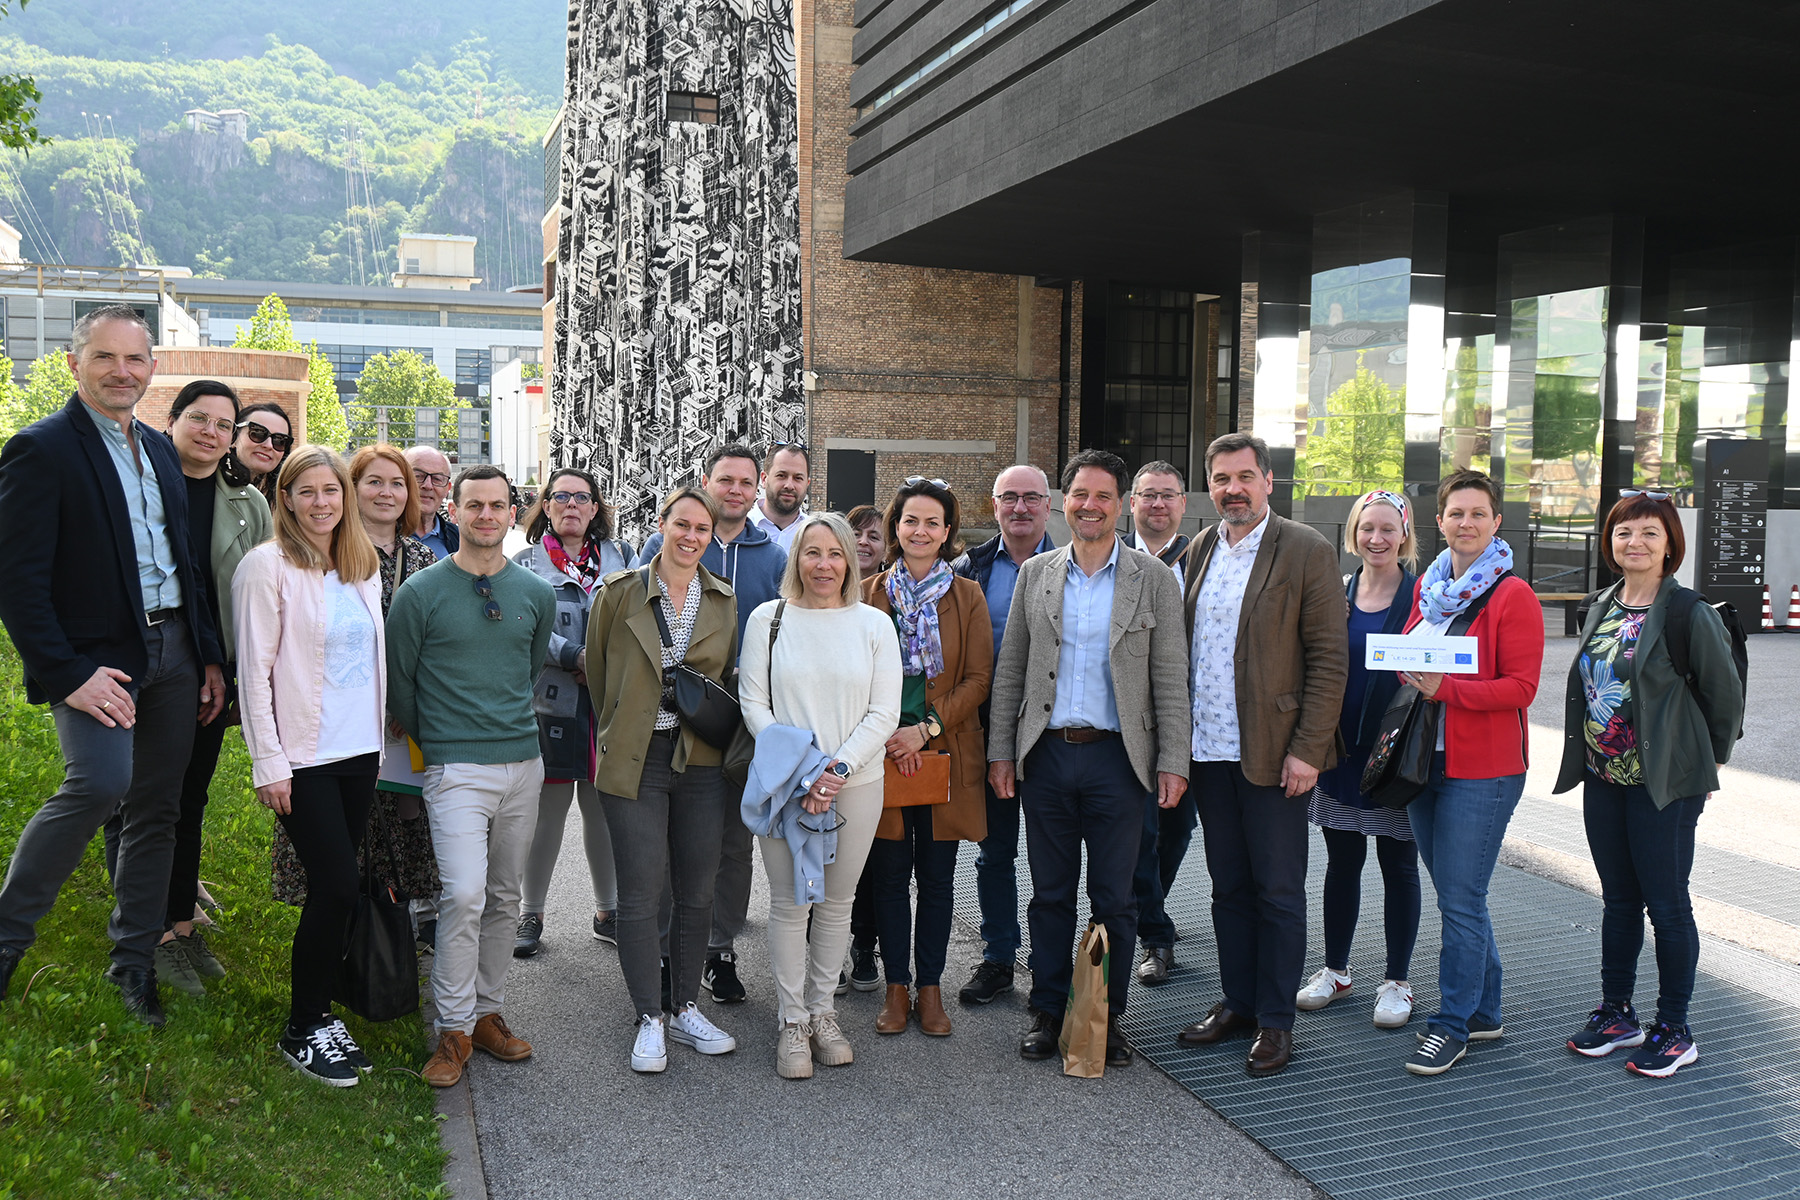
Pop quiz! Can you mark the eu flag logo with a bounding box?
[1454,653,1473,665]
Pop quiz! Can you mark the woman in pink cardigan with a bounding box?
[233,444,386,1088]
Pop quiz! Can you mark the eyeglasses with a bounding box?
[1620,489,1673,502]
[473,574,503,621]
[413,469,452,489]
[236,420,294,452]
[1133,490,1182,504]
[904,476,950,491]
[797,805,846,834]
[548,490,595,506]
[994,491,1049,509]
[181,410,237,437]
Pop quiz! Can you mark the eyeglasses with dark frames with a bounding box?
[236,420,294,452]
[993,491,1049,509]
[473,574,503,621]
[904,476,951,491]
[1619,489,1673,502]
[548,490,595,505]
[413,469,452,488]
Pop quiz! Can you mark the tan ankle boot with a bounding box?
[421,1030,473,1087]
[876,984,911,1034]
[915,985,952,1036]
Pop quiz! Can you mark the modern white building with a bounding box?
[488,357,549,488]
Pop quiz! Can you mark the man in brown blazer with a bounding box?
[1173,433,1347,1077]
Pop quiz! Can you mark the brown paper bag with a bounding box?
[1058,921,1110,1078]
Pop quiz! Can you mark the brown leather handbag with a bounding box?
[882,750,951,808]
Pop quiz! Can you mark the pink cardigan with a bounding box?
[232,542,387,788]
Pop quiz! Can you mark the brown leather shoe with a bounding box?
[1246,1027,1293,1076]
[421,1030,473,1087]
[876,984,911,1034]
[1175,1002,1256,1047]
[472,1013,532,1062]
[915,985,952,1036]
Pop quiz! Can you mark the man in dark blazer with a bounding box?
[0,305,225,1024]
[988,449,1191,1068]
[1174,432,1347,1077]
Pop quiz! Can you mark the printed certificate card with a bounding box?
[1365,633,1480,674]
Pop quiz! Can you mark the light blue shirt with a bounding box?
[1048,537,1121,732]
[419,513,454,561]
[84,401,182,613]
[985,532,1054,665]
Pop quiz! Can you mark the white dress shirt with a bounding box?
[1189,511,1270,762]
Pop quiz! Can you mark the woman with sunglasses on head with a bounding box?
[859,478,991,1039]
[1555,490,1741,1078]
[234,445,386,1087]
[740,512,901,1078]
[1295,489,1421,1030]
[221,402,294,507]
[584,486,737,1073]
[512,468,635,957]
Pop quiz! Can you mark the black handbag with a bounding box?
[1359,580,1504,809]
[643,567,742,750]
[723,600,785,788]
[334,859,420,1023]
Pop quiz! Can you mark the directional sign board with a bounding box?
[1696,438,1768,622]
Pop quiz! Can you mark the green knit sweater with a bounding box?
[386,556,556,766]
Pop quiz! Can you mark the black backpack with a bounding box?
[1576,586,1748,741]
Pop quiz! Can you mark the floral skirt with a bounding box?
[271,787,441,906]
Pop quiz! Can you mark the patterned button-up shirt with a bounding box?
[1190,512,1269,762]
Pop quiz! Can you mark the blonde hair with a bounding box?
[1344,490,1418,571]
[779,512,862,605]
[659,485,720,526]
[272,444,379,583]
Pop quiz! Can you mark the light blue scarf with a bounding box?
[885,560,955,678]
[1419,536,1514,624]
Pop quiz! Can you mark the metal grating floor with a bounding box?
[953,826,1800,1200]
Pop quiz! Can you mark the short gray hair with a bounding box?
[779,512,862,606]
[1132,460,1185,491]
[1204,432,1271,477]
[71,304,153,358]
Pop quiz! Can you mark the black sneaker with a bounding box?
[325,1017,375,1073]
[592,912,618,945]
[1417,1015,1503,1042]
[416,918,437,954]
[1404,1030,1467,1076]
[958,960,1014,1006]
[280,1022,360,1087]
[702,952,746,1003]
[513,912,544,958]
[849,946,880,992]
[1568,1001,1644,1058]
[660,957,673,1014]
[1625,1021,1698,1078]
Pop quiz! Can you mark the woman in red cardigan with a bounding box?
[1394,469,1544,1077]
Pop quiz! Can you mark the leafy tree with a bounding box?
[230,293,350,449]
[1297,355,1405,496]
[346,349,462,453]
[0,350,76,443]
[1,0,47,152]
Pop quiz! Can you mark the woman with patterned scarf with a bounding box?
[1395,469,1544,1077]
[860,477,992,1038]
[510,468,635,956]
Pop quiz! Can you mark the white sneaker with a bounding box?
[668,1002,737,1055]
[1373,980,1414,1029]
[776,1020,813,1079]
[631,1013,668,1073]
[1296,967,1352,1011]
[808,1011,854,1067]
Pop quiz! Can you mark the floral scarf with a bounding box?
[885,560,955,678]
[544,536,604,596]
[1418,536,1514,624]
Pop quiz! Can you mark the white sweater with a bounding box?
[738,599,903,787]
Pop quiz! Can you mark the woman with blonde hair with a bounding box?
[235,444,387,1086]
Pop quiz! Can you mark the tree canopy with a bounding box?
[0,350,75,444]
[1297,357,1406,496]
[346,349,462,452]
[0,0,47,152]
[230,293,349,449]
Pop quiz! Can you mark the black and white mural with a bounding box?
[552,0,803,533]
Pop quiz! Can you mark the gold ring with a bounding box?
[101,701,111,710]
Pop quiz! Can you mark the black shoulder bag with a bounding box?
[1361,579,1504,809]
[643,566,742,751]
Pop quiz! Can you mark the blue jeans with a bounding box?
[1583,778,1704,1027]
[1404,754,1524,1042]
[868,805,958,987]
[973,781,1022,964]
[1135,786,1198,949]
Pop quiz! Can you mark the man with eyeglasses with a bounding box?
[748,442,811,551]
[387,465,557,1087]
[1130,461,1191,590]
[405,445,459,560]
[0,305,226,1022]
[951,464,1058,1006]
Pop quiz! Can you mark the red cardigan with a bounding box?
[1404,573,1545,779]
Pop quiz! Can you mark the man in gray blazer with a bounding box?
[988,449,1192,1068]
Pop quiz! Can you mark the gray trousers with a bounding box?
[0,620,199,972]
[657,803,753,956]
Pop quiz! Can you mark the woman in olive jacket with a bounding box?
[586,486,739,1074]
[1554,490,1742,1079]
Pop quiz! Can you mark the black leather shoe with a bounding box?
[0,946,21,1000]
[104,965,166,1028]
[1176,1002,1255,1047]
[1105,1014,1131,1068]
[1246,1027,1293,1076]
[1136,945,1172,987]
[1019,1009,1062,1060]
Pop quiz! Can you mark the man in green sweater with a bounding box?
[387,465,556,1088]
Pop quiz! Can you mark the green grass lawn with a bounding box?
[0,638,446,1199]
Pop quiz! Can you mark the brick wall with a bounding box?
[140,346,313,442]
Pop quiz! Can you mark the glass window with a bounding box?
[1103,285,1192,477]
[667,92,720,125]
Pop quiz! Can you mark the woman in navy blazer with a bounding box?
[1296,489,1422,1030]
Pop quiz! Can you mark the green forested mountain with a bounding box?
[0,3,563,289]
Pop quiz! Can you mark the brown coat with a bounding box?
[862,569,994,842]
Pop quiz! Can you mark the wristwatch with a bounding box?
[829,761,851,779]
[924,710,944,740]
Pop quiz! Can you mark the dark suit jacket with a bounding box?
[0,394,222,705]
[1181,513,1347,787]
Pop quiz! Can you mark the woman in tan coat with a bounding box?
[860,477,993,1036]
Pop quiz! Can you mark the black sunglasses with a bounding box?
[1620,489,1673,502]
[237,420,294,452]
[473,574,503,622]
[797,805,846,835]
[904,476,951,491]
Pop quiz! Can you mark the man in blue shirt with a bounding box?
[986,450,1191,1067]
[952,465,1055,1005]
